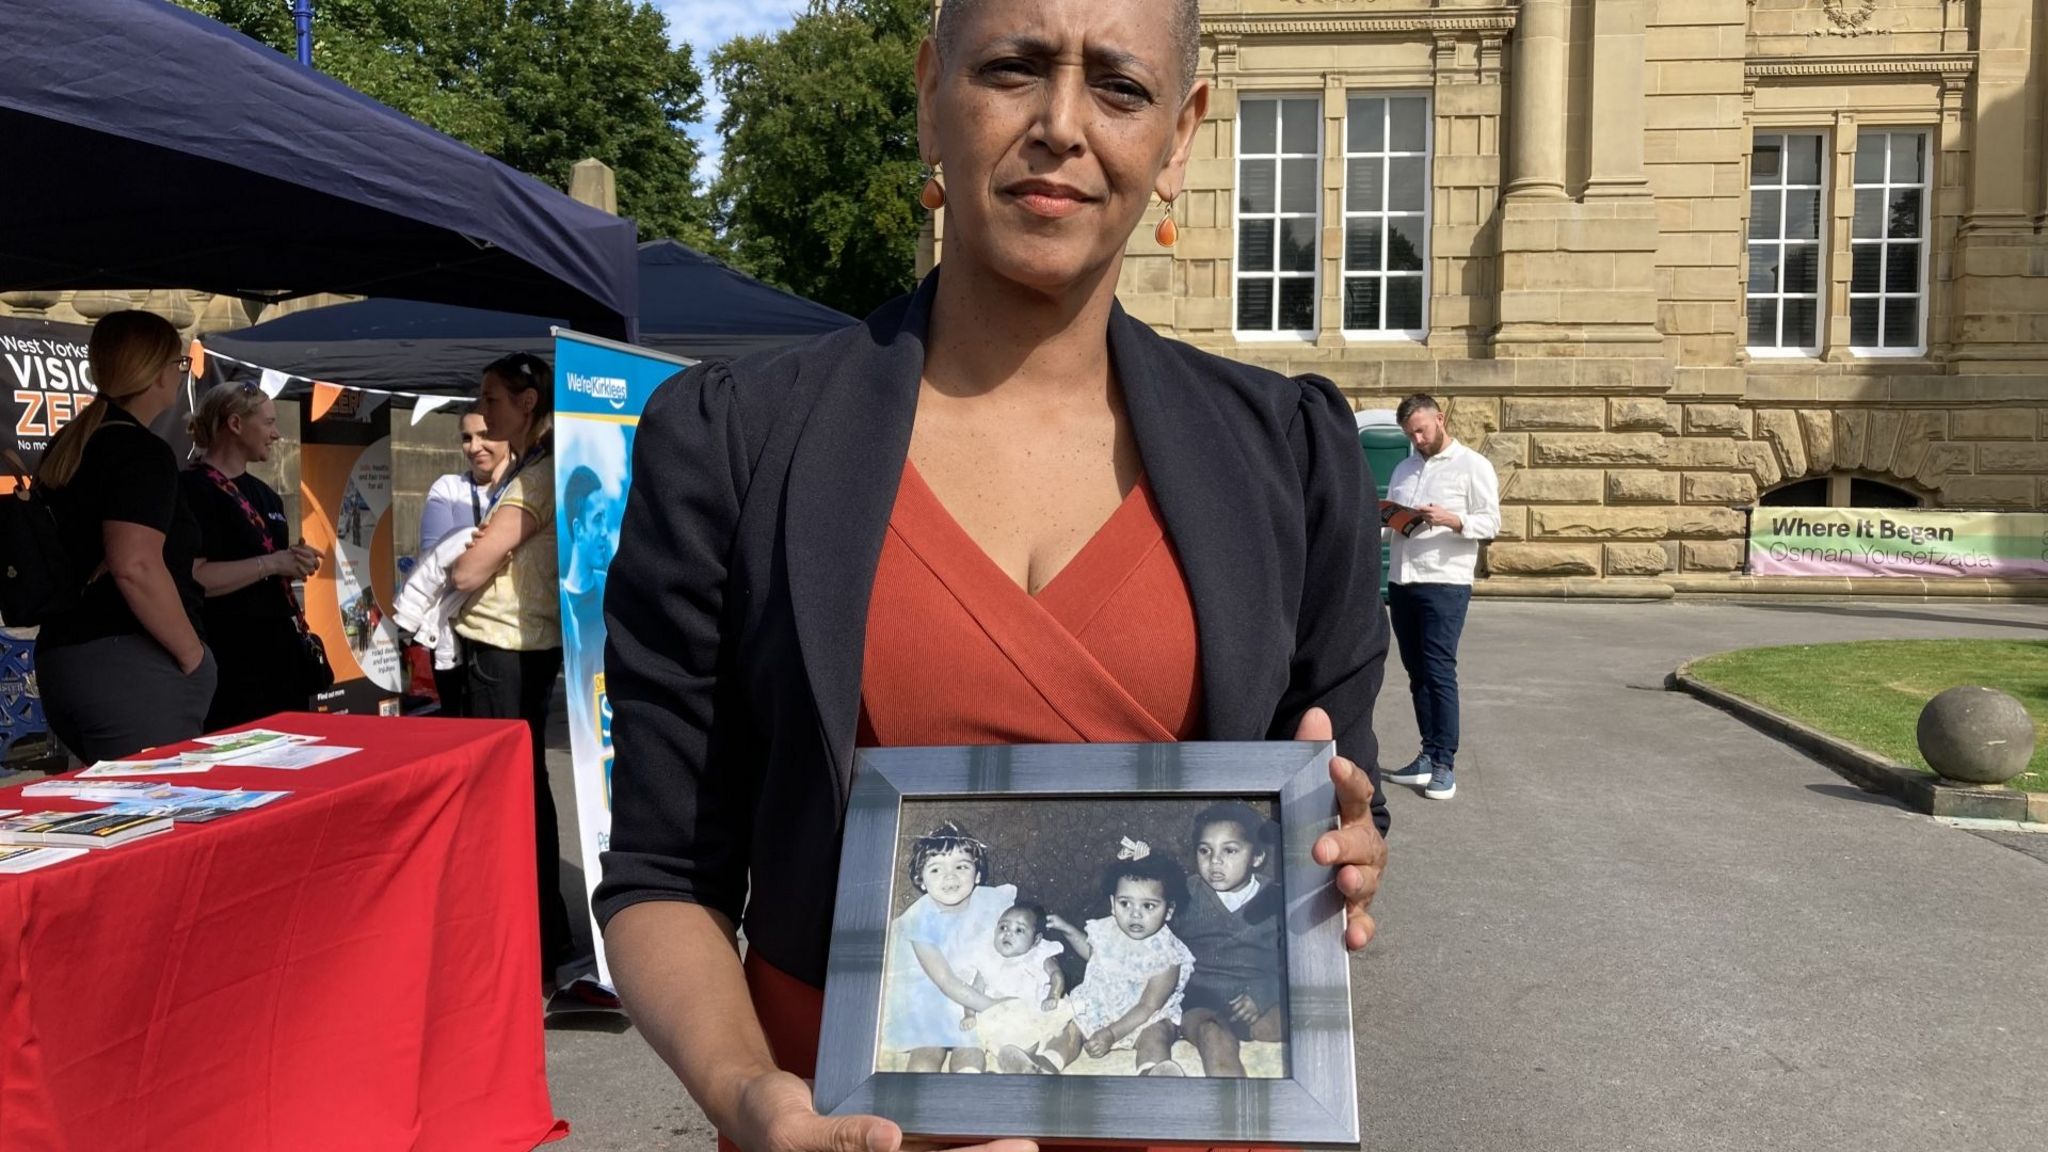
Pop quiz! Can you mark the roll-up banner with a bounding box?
[301,384,405,714]
[554,329,693,989]
[1747,506,2048,579]
[0,316,96,491]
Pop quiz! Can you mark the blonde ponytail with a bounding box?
[36,311,182,491]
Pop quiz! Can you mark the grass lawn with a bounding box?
[1688,639,2048,793]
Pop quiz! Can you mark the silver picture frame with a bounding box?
[816,741,1359,1148]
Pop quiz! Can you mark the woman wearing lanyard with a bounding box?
[181,384,322,731]
[416,408,510,713]
[447,352,576,989]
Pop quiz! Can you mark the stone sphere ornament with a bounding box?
[1916,686,2036,785]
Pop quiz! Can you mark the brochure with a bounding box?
[0,810,174,848]
[192,728,321,747]
[0,844,88,873]
[105,787,290,821]
[77,758,209,778]
[214,743,360,770]
[180,730,295,763]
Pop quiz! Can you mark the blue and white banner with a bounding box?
[554,330,693,988]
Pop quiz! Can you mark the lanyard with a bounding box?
[484,441,548,517]
[190,462,309,629]
[467,476,484,527]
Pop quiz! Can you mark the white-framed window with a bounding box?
[1236,95,1321,337]
[1849,130,1929,355]
[1341,94,1430,338]
[1746,132,1826,356]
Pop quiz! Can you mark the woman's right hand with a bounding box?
[728,1069,1037,1152]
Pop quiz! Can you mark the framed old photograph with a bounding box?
[815,741,1358,1148]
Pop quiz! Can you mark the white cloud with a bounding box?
[661,1,810,189]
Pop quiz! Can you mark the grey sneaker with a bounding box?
[1385,753,1433,786]
[1424,764,1456,800]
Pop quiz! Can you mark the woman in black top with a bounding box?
[181,383,322,731]
[34,310,214,761]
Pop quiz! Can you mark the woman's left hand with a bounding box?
[1299,706,1386,951]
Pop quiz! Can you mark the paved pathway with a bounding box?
[538,599,2048,1150]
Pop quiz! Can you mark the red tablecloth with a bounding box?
[0,714,568,1152]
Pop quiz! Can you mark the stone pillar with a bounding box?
[569,158,619,215]
[1950,0,2046,371]
[1581,0,1649,200]
[1505,0,1568,200]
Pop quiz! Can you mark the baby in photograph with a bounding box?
[1175,802,1287,1077]
[880,822,1017,1073]
[1012,839,1196,1077]
[956,901,1066,1067]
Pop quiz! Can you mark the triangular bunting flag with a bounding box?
[310,381,346,422]
[410,395,459,425]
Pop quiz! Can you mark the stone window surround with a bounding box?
[1339,91,1434,341]
[1847,129,1932,358]
[1746,131,1831,358]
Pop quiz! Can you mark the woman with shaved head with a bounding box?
[596,2,1389,1148]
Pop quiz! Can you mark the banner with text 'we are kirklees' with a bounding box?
[1748,506,2048,579]
[554,330,693,989]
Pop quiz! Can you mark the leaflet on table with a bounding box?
[180,730,300,762]
[78,758,210,778]
[0,810,173,848]
[209,743,360,770]
[24,781,291,819]
[0,844,88,873]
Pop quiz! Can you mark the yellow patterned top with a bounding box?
[454,452,561,652]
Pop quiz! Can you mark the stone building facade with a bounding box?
[936,0,2048,590]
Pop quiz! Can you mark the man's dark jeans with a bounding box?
[1387,581,1472,770]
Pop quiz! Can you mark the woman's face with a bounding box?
[918,847,981,908]
[916,0,1208,295]
[1110,876,1170,940]
[232,398,281,464]
[1194,820,1263,894]
[459,414,509,483]
[475,372,534,444]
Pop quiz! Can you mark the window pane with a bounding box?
[1346,218,1383,271]
[1278,278,1316,330]
[1386,277,1423,330]
[1347,158,1384,211]
[1239,219,1275,271]
[1344,277,1382,329]
[1753,136,1783,182]
[1386,216,1425,271]
[1241,101,1277,154]
[1281,99,1318,154]
[1783,298,1817,348]
[1784,245,1818,295]
[1280,219,1318,271]
[1853,137,1887,184]
[1853,189,1884,239]
[1281,158,1318,213]
[1237,278,1274,330]
[1889,134,1924,183]
[1887,188,1922,238]
[1882,297,1918,348]
[1347,99,1384,152]
[1786,135,1821,184]
[1851,244,1881,293]
[1747,244,1780,292]
[1749,190,1781,239]
[1850,297,1880,345]
[1388,156,1426,212]
[1785,189,1821,239]
[1240,159,1275,214]
[1747,298,1778,347]
[1885,243,1920,293]
[1389,98,1427,152]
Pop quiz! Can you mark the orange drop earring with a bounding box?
[920,164,946,211]
[1154,195,1178,248]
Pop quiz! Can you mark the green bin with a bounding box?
[1358,423,1412,599]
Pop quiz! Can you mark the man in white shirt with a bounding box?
[1379,394,1500,800]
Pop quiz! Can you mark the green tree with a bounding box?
[176,1,714,249]
[711,0,928,316]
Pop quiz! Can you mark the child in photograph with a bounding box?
[880,822,1017,1073]
[1176,802,1287,1077]
[957,901,1068,1071]
[1034,839,1196,1077]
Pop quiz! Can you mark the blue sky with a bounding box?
[660,1,810,186]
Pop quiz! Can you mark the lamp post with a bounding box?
[291,0,313,66]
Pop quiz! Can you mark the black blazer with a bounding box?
[594,272,1389,987]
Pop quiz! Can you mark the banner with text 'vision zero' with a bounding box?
[1748,506,2048,579]
[554,330,693,989]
